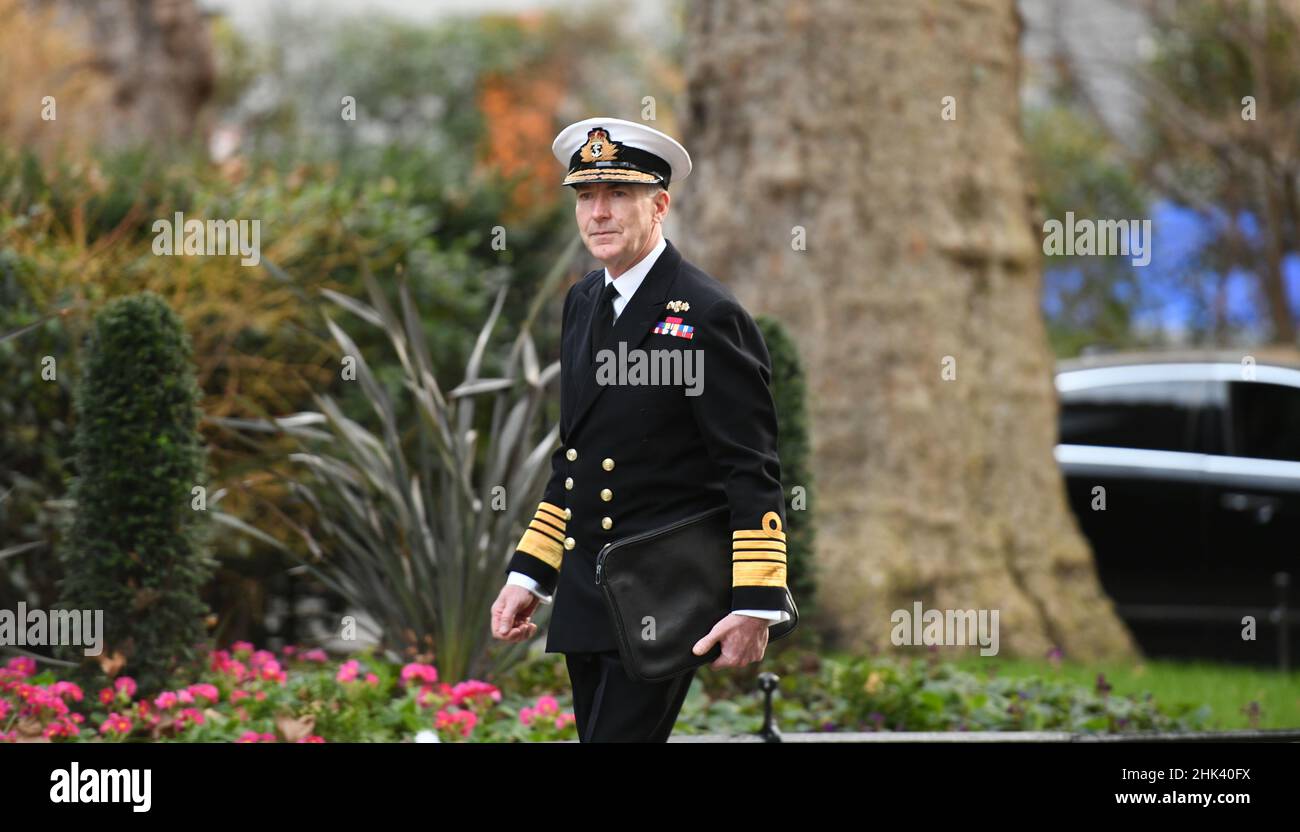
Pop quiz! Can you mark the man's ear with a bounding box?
[653,186,670,221]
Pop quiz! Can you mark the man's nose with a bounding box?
[589,193,612,218]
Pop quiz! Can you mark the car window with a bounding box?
[1058,380,1202,452]
[1227,381,1300,462]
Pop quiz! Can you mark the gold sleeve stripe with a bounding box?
[733,552,786,563]
[531,515,565,537]
[732,529,786,542]
[537,502,567,525]
[733,540,786,552]
[535,499,566,520]
[733,562,787,587]
[528,521,565,544]
[733,550,786,560]
[517,529,563,570]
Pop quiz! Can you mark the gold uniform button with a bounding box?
[602,458,615,471]
[601,516,613,530]
[566,448,578,461]
[600,488,613,501]
[564,477,573,490]
[564,537,575,550]
[564,507,572,520]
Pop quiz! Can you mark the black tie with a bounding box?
[590,281,620,362]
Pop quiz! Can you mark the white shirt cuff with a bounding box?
[733,609,791,626]
[507,571,554,604]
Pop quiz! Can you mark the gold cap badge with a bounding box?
[580,129,621,163]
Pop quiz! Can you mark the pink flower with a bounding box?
[0,700,9,721]
[296,735,325,743]
[98,687,115,706]
[521,696,560,728]
[175,708,205,729]
[555,713,576,730]
[187,683,219,704]
[434,709,477,738]
[19,686,69,719]
[231,640,255,656]
[43,717,80,739]
[210,653,247,681]
[258,660,286,684]
[449,680,502,707]
[4,657,36,678]
[49,681,83,702]
[364,673,379,686]
[100,713,133,736]
[230,690,250,703]
[250,650,276,670]
[336,660,360,683]
[114,677,137,699]
[400,663,439,686]
[281,645,298,658]
[176,689,195,705]
[300,649,329,663]
[154,691,179,710]
[237,730,276,743]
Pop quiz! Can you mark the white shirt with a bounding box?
[507,233,790,626]
[601,233,666,321]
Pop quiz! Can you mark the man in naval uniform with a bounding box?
[490,117,793,742]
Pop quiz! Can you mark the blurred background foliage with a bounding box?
[0,4,678,651]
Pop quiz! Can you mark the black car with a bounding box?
[1055,352,1300,666]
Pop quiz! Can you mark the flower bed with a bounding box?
[0,644,578,743]
[0,642,1214,742]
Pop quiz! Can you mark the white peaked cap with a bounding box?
[551,117,692,187]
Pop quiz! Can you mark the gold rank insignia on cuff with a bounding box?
[515,501,567,570]
[731,510,788,588]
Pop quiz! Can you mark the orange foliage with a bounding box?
[476,67,567,223]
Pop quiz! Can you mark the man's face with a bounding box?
[573,182,668,274]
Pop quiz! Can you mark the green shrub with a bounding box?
[756,315,818,613]
[57,292,214,693]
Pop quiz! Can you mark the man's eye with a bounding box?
[612,190,626,197]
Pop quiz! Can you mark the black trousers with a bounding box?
[564,650,696,742]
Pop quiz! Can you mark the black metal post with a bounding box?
[757,672,782,743]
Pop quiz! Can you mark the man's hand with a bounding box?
[491,585,542,643]
[691,613,769,669]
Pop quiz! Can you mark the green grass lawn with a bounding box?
[939,655,1300,731]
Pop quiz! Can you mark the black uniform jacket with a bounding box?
[505,238,792,653]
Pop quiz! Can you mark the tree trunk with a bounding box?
[679,0,1137,660]
[31,0,215,148]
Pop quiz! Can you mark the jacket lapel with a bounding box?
[567,238,683,438]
